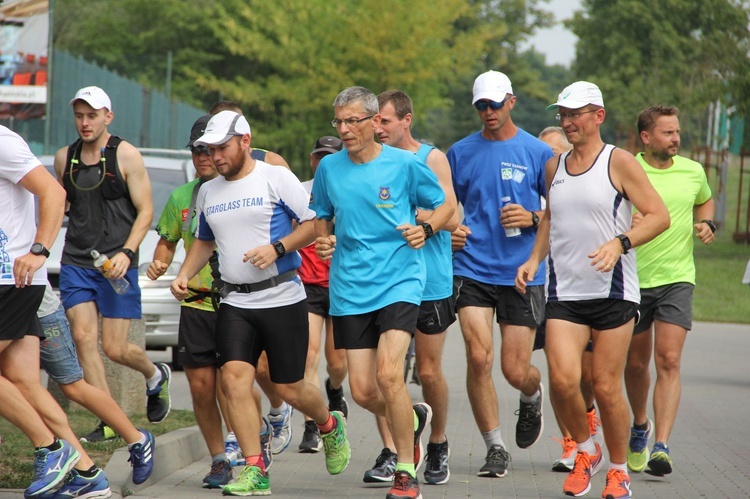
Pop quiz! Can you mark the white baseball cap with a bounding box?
[70,86,112,111]
[194,110,252,146]
[547,81,604,110]
[472,70,513,104]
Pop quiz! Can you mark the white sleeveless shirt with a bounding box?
[547,144,640,303]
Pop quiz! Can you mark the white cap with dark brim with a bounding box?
[194,110,252,146]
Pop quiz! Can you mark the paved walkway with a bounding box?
[2,321,749,498]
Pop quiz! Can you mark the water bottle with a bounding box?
[501,196,521,237]
[91,250,130,294]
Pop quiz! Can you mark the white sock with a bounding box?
[269,402,288,416]
[226,431,237,443]
[520,388,541,403]
[146,364,162,391]
[481,425,506,450]
[578,436,597,456]
[128,432,147,449]
[610,462,628,473]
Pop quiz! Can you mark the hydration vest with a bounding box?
[63,135,127,204]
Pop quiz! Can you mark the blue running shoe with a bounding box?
[128,429,155,485]
[645,442,673,476]
[268,405,293,455]
[260,417,273,471]
[25,439,80,498]
[225,432,244,466]
[202,459,232,489]
[45,469,112,499]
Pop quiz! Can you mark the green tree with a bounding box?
[567,0,750,147]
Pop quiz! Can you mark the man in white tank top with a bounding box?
[516,81,670,499]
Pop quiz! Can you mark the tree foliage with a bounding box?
[567,0,750,146]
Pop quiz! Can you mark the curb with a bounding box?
[104,426,206,497]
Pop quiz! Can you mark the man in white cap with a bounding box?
[53,86,171,442]
[447,70,552,478]
[170,110,351,496]
[516,81,670,499]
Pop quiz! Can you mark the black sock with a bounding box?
[76,465,100,478]
[587,405,595,413]
[634,421,649,431]
[41,439,62,452]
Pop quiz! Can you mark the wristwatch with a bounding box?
[120,248,136,261]
[616,234,632,254]
[30,242,50,258]
[701,219,717,234]
[420,222,434,240]
[531,212,540,227]
[272,241,286,258]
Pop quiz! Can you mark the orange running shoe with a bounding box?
[563,443,603,497]
[601,468,632,499]
[552,436,577,472]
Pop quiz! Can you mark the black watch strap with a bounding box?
[616,234,631,254]
[272,241,286,258]
[701,219,716,233]
[121,248,136,261]
[420,222,434,240]
[531,212,540,227]
[30,242,50,258]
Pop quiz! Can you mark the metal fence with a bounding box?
[0,50,204,154]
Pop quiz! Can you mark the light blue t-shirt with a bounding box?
[312,144,446,315]
[416,144,453,301]
[448,128,552,285]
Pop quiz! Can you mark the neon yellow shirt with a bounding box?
[635,153,712,288]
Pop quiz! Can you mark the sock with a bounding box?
[146,364,162,391]
[76,465,100,478]
[520,388,541,403]
[395,462,416,478]
[128,432,148,449]
[481,426,506,451]
[578,436,597,456]
[41,439,62,452]
[587,405,596,414]
[318,413,336,434]
[245,454,266,473]
[226,431,237,442]
[212,452,229,463]
[610,462,628,473]
[269,402,288,417]
[634,421,649,431]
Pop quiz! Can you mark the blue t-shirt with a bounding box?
[416,144,453,301]
[312,144,446,315]
[448,129,552,285]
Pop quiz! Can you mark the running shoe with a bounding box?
[562,442,603,497]
[146,362,172,423]
[25,439,80,497]
[601,468,632,499]
[321,411,350,475]
[423,440,450,485]
[626,418,652,472]
[260,417,273,471]
[221,465,270,496]
[413,402,432,471]
[477,444,511,478]
[298,420,323,453]
[363,447,398,483]
[202,459,232,489]
[515,383,544,449]
[268,404,293,455]
[225,431,244,466]
[41,468,111,499]
[587,406,604,445]
[552,436,577,472]
[386,471,421,499]
[645,442,672,476]
[325,378,349,419]
[128,429,155,485]
[80,421,118,443]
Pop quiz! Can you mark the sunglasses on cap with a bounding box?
[190,145,210,156]
[474,97,510,112]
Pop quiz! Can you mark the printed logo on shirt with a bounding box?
[501,168,512,180]
[379,187,391,200]
[181,209,189,222]
[512,170,526,183]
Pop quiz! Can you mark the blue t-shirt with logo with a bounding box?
[312,144,445,315]
[448,129,552,285]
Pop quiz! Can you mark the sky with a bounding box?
[522,0,581,68]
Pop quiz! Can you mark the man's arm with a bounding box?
[15,166,66,287]
[314,218,336,261]
[243,219,316,269]
[171,238,216,301]
[109,142,154,278]
[694,197,716,245]
[416,149,460,232]
[147,238,178,280]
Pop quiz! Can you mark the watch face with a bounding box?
[31,243,49,256]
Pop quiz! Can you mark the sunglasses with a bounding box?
[190,145,210,156]
[474,97,510,112]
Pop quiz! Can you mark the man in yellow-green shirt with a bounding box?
[625,106,714,478]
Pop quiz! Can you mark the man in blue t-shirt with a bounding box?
[312,86,454,499]
[448,70,553,478]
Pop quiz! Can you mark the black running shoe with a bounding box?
[412,402,432,472]
[146,363,172,423]
[363,447,397,483]
[515,382,544,449]
[80,420,118,443]
[299,420,323,453]
[478,444,511,477]
[424,440,450,485]
[325,378,349,419]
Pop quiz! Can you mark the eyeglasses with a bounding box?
[474,98,510,112]
[555,110,598,121]
[331,115,374,128]
[190,145,210,156]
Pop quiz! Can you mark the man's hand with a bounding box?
[515,259,539,295]
[451,224,471,251]
[694,221,715,245]
[147,260,170,280]
[244,244,277,270]
[500,203,533,229]
[107,252,131,279]
[397,224,426,249]
[316,235,337,261]
[13,253,46,288]
[170,275,189,301]
[588,239,624,273]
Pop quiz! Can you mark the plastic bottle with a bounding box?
[501,196,521,237]
[91,250,130,294]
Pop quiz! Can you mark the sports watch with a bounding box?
[531,212,540,227]
[272,241,286,258]
[420,222,434,240]
[30,242,50,258]
[616,234,632,254]
[701,219,716,234]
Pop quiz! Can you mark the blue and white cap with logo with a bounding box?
[194,111,252,146]
[547,81,604,110]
